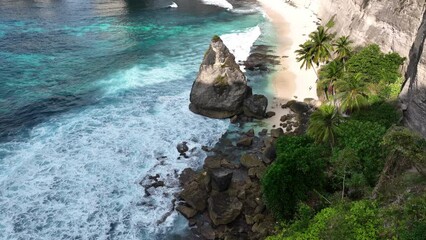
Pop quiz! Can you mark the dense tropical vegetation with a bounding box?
[263,18,426,239]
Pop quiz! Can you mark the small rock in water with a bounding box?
[265,111,276,118]
[245,128,255,137]
[230,115,238,124]
[258,129,268,136]
[176,142,189,155]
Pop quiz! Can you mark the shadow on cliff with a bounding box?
[399,85,426,138]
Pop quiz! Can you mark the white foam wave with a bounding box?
[201,0,233,10]
[220,26,261,71]
[169,2,178,8]
[230,7,260,14]
[96,62,188,95]
[0,87,229,238]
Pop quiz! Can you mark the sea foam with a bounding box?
[201,0,233,10]
[221,26,262,71]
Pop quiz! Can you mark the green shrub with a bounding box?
[262,136,329,220]
[346,44,404,85]
[351,101,401,129]
[212,35,221,42]
[337,120,387,185]
[267,201,383,240]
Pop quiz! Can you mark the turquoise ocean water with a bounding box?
[0,0,275,239]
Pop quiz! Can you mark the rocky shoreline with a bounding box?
[175,99,316,240]
[170,33,319,239]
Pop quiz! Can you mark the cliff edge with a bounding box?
[315,0,426,137]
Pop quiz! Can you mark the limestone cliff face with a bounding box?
[310,0,426,136]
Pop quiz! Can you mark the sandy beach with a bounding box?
[258,0,320,126]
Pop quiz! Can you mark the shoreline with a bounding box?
[257,0,320,127]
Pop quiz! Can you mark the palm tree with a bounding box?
[295,41,317,76]
[307,104,341,147]
[318,60,343,100]
[333,36,353,66]
[308,26,335,65]
[334,73,370,113]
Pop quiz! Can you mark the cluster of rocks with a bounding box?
[189,36,268,120]
[243,45,281,72]
[278,99,319,135]
[175,98,319,239]
[176,128,284,240]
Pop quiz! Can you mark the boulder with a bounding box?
[245,128,255,137]
[280,115,289,122]
[243,94,268,119]
[248,166,266,179]
[189,36,250,118]
[258,128,268,136]
[179,168,197,186]
[240,154,265,168]
[208,192,243,225]
[236,137,253,147]
[263,145,276,163]
[176,142,189,155]
[230,115,239,123]
[265,111,276,118]
[204,156,222,169]
[180,181,208,211]
[176,205,198,219]
[210,169,233,192]
[289,101,310,114]
[270,128,284,138]
[281,100,296,108]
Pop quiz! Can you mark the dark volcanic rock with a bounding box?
[243,94,268,119]
[263,145,276,163]
[266,111,276,118]
[189,37,250,118]
[237,137,253,147]
[240,153,265,168]
[270,128,284,138]
[208,192,243,225]
[289,101,310,114]
[243,45,280,72]
[176,205,198,219]
[180,173,210,211]
[204,156,222,169]
[210,169,233,192]
[176,142,189,155]
[180,168,197,186]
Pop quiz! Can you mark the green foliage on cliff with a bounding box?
[307,105,341,146]
[265,19,423,240]
[268,193,426,240]
[267,201,383,240]
[262,136,329,220]
[337,120,387,185]
[351,101,401,129]
[346,44,405,85]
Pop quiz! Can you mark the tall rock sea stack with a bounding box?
[189,36,251,119]
[311,0,426,137]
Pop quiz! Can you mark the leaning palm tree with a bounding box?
[295,41,317,76]
[308,25,335,65]
[333,36,353,66]
[334,73,370,113]
[307,104,341,147]
[318,60,344,100]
